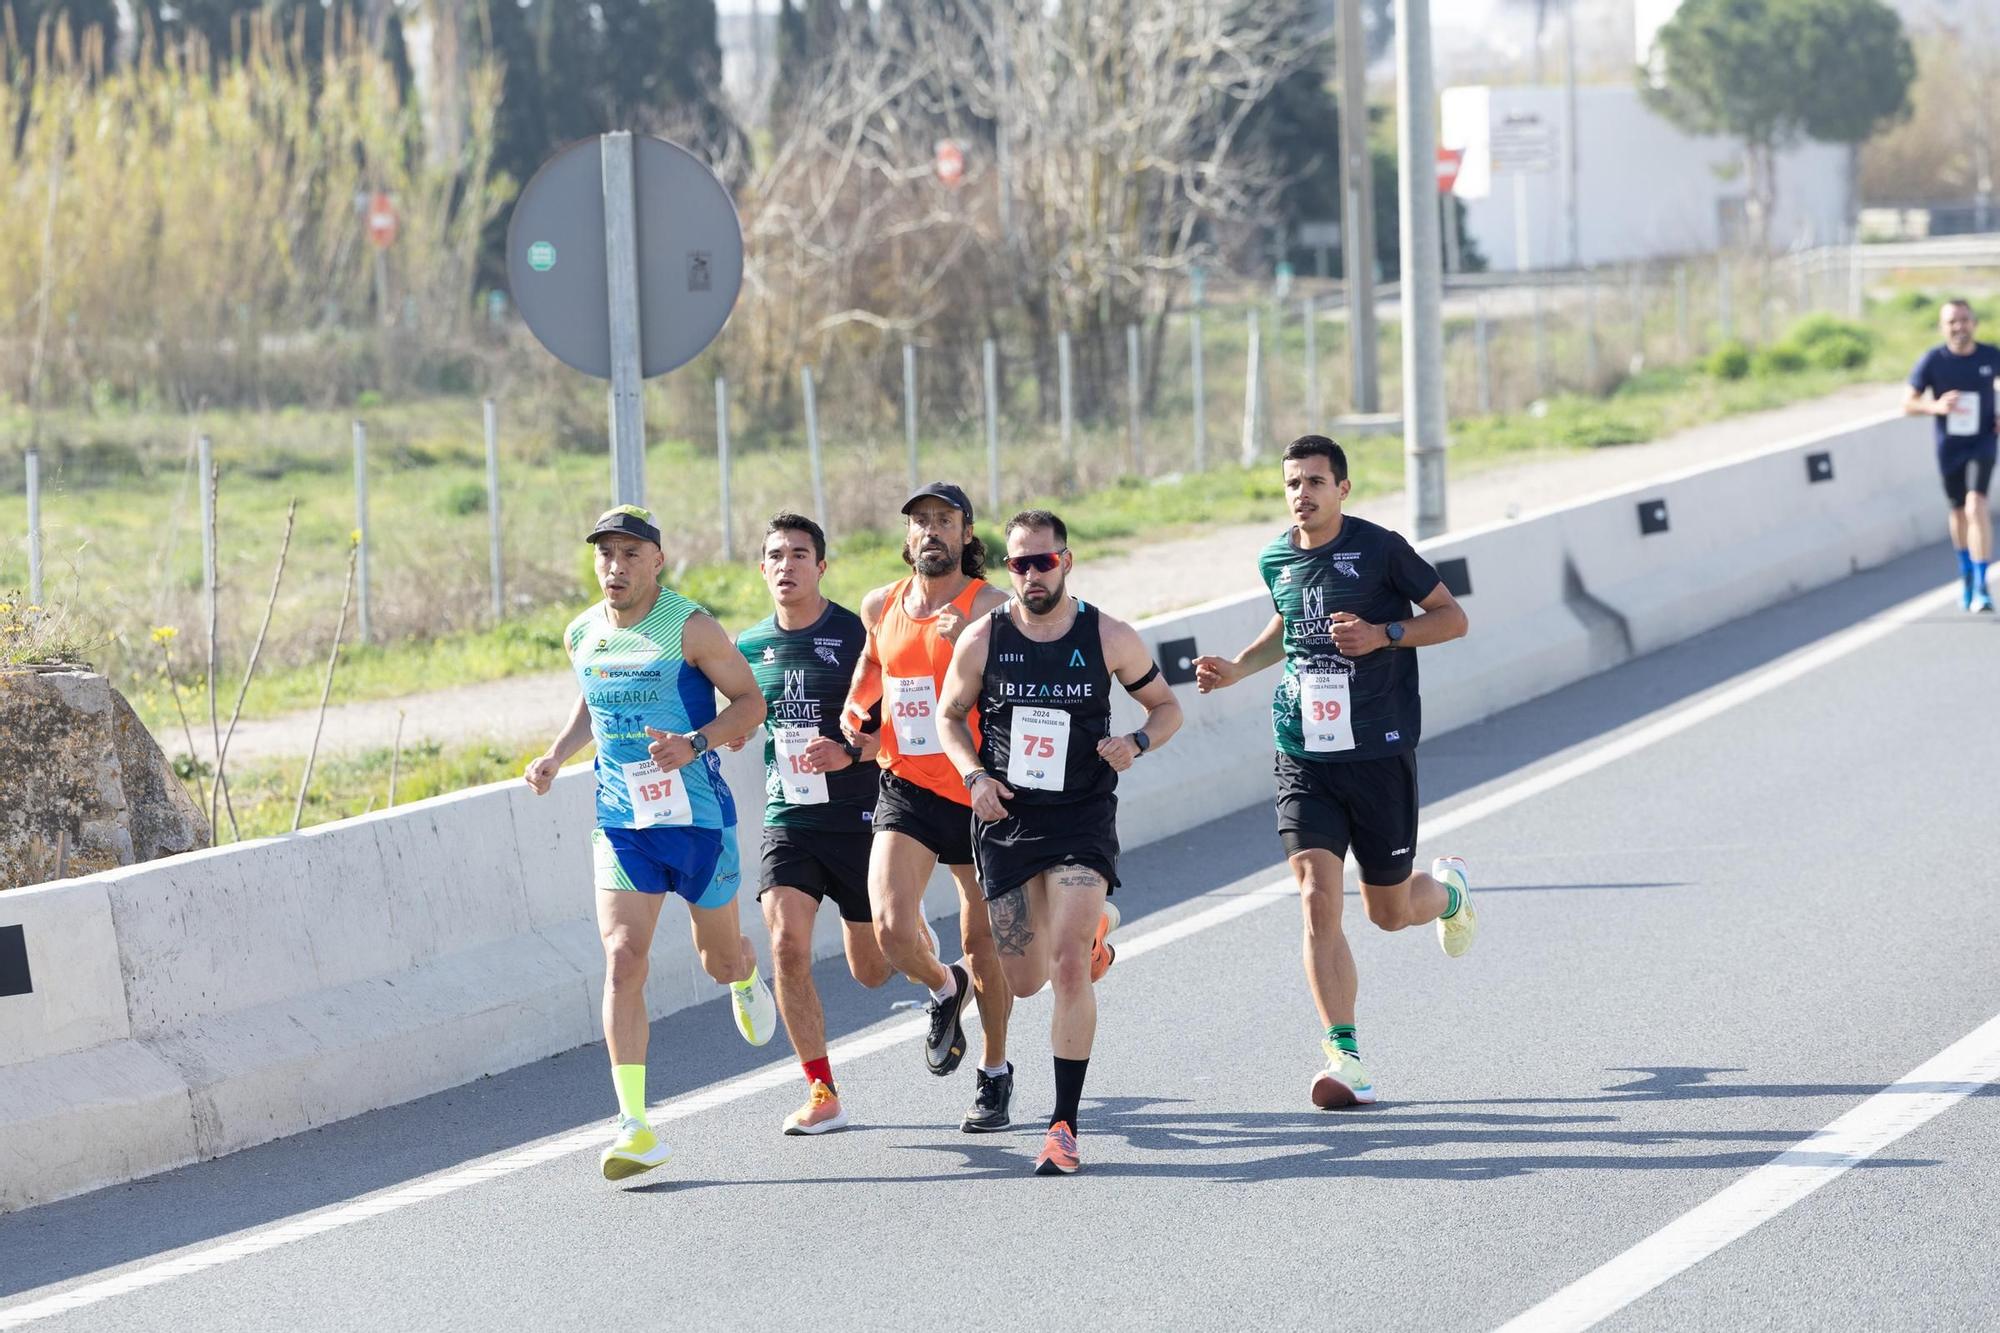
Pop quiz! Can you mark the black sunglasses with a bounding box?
[1003,549,1067,575]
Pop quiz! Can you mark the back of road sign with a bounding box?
[506,134,744,380]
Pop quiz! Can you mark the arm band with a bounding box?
[1122,662,1161,694]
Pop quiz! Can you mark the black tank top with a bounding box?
[977,599,1114,804]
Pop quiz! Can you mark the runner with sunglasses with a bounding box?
[938,510,1183,1175]
[842,482,1018,1132]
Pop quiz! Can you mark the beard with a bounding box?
[1021,573,1066,615]
[913,540,956,576]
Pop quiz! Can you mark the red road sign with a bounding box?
[1436,147,1464,195]
[367,190,398,249]
[935,140,965,188]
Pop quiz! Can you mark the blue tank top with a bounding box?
[565,589,737,832]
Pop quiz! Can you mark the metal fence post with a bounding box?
[1241,310,1263,467]
[352,420,370,644]
[1532,286,1551,398]
[1584,273,1600,387]
[1474,296,1493,415]
[801,365,826,529]
[1628,266,1645,367]
[1058,330,1074,466]
[1303,296,1320,425]
[483,398,503,620]
[1847,244,1864,319]
[984,338,1003,514]
[1719,254,1734,340]
[23,445,41,606]
[1675,264,1690,359]
[715,376,734,561]
[902,342,920,493]
[1126,323,1144,471]
[1191,308,1207,470]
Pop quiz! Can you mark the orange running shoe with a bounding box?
[1089,900,1122,983]
[782,1080,849,1136]
[1033,1120,1081,1176]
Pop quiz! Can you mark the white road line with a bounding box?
[1495,1010,2000,1333]
[0,580,1955,1330]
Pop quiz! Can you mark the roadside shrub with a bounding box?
[439,481,486,516]
[1785,314,1875,370]
[1751,344,1808,377]
[1706,340,1752,379]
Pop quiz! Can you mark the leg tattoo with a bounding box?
[989,886,1035,957]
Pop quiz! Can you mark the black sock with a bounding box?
[1051,1056,1089,1130]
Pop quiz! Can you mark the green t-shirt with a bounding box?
[736,600,878,830]
[1258,515,1441,762]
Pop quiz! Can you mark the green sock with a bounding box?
[612,1063,648,1123]
[731,964,760,993]
[1442,881,1462,919]
[1325,1024,1359,1057]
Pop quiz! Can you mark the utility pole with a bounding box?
[1338,0,1380,413]
[1396,0,1448,539]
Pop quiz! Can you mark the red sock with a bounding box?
[802,1057,835,1093]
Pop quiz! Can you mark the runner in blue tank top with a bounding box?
[523,505,775,1182]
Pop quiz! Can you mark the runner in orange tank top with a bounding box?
[842,482,1018,1131]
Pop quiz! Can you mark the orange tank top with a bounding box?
[875,575,984,804]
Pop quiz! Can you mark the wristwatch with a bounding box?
[1384,621,1406,646]
[686,731,712,757]
[841,741,863,763]
[1132,729,1152,755]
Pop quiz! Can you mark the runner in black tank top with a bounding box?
[938,510,1184,1177]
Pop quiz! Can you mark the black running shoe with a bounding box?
[961,1062,1014,1133]
[923,962,970,1076]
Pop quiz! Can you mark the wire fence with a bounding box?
[5,244,1881,687]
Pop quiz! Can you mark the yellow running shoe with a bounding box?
[600,1116,670,1181]
[1310,1043,1377,1108]
[732,973,778,1046]
[782,1080,850,1136]
[1433,855,1476,958]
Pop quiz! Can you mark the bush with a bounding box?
[1784,314,1875,370]
[1706,340,1752,379]
[439,481,487,516]
[1751,344,1808,377]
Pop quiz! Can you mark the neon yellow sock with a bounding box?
[612,1064,648,1123]
[732,964,760,993]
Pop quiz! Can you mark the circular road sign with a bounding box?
[506,134,744,381]
[366,190,398,249]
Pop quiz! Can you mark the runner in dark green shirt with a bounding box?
[734,513,891,1136]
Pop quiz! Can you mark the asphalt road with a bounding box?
[4,544,1995,1332]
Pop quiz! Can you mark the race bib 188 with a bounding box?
[773,726,829,805]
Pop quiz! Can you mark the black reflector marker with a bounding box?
[1436,557,1472,597]
[0,924,31,998]
[1807,452,1834,483]
[1638,499,1670,536]
[1158,636,1200,687]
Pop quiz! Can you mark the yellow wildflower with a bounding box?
[151,625,179,644]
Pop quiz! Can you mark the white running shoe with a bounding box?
[600,1116,670,1181]
[1433,856,1476,958]
[732,973,778,1046]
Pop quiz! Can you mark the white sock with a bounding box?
[979,1063,1010,1078]
[928,969,957,1004]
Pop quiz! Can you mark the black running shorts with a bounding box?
[1274,749,1419,886]
[1940,443,1998,506]
[757,827,874,923]
[873,769,975,867]
[972,793,1120,901]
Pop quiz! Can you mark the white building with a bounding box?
[1441,84,1851,270]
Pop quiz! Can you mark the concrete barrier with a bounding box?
[0,409,1942,1212]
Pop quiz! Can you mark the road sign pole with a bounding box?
[483,399,503,621]
[1241,310,1263,467]
[1125,323,1144,472]
[1058,331,1074,466]
[1304,297,1320,425]
[1396,0,1448,540]
[1191,308,1207,470]
[601,131,646,509]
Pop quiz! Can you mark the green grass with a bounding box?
[10,281,1960,750]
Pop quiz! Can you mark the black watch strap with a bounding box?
[1132,729,1151,754]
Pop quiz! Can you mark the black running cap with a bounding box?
[586,505,662,547]
[901,481,974,522]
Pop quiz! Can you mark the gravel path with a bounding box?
[195,382,1901,765]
